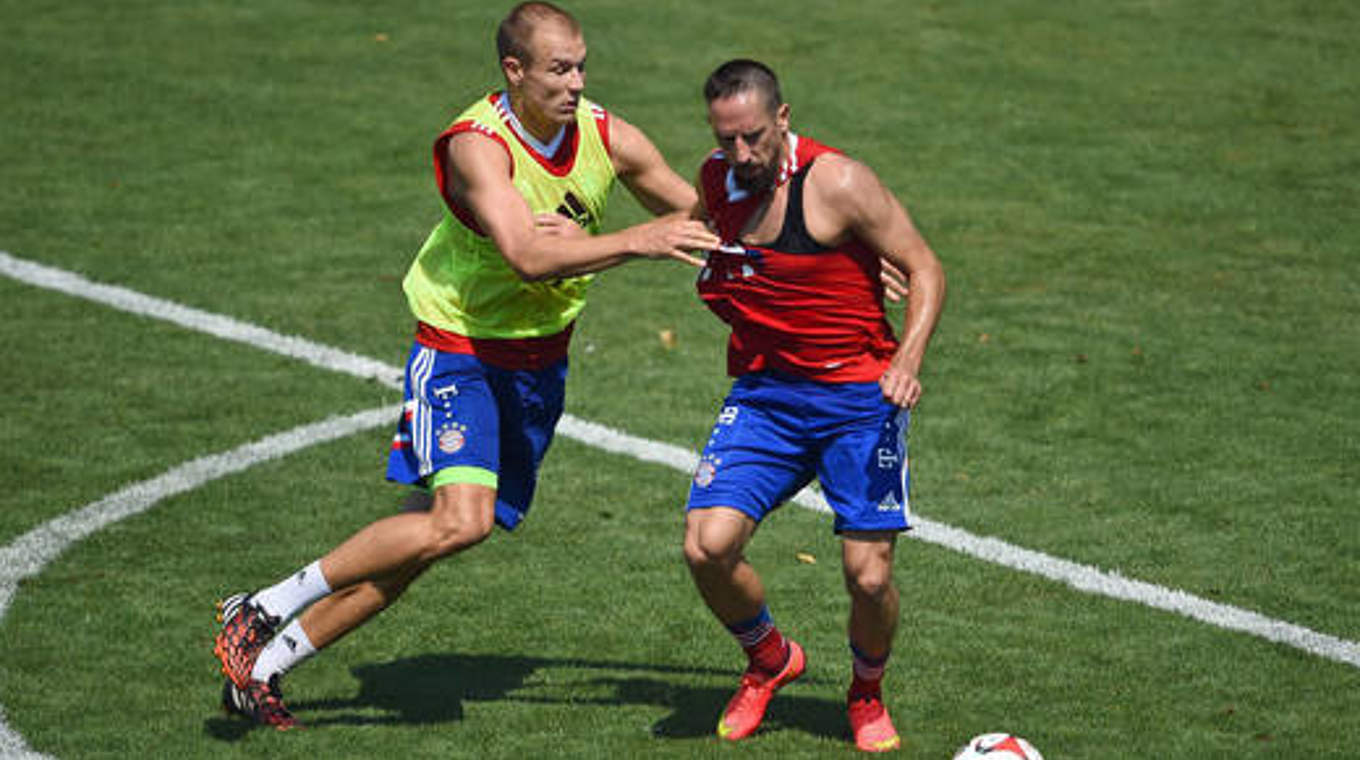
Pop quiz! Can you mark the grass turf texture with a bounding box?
[2,0,1358,757]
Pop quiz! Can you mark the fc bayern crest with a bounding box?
[694,458,718,487]
[437,424,467,454]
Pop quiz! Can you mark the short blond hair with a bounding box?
[497,2,581,66]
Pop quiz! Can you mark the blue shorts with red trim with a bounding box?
[686,371,911,533]
[385,343,566,530]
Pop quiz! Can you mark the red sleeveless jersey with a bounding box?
[697,134,898,382]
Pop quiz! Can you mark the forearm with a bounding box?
[502,210,715,281]
[505,227,640,281]
[892,260,946,373]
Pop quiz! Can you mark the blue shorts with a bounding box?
[686,372,911,533]
[385,343,566,530]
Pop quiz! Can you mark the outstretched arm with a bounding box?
[443,132,717,281]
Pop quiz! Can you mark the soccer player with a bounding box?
[682,59,946,752]
[213,2,718,729]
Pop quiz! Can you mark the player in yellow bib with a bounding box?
[213,2,718,729]
[403,91,614,340]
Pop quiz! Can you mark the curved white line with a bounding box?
[0,406,396,758]
[2,249,1357,757]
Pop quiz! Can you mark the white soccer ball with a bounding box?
[952,732,1044,760]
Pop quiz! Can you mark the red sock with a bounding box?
[849,643,889,697]
[747,627,789,675]
[726,606,789,675]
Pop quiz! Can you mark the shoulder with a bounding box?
[580,97,611,148]
[803,150,901,237]
[444,125,513,188]
[806,152,879,205]
[450,92,507,133]
[582,97,609,124]
[441,93,512,161]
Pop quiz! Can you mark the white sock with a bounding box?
[254,560,332,620]
[251,619,317,681]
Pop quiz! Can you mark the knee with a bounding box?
[844,564,896,602]
[423,487,495,559]
[683,525,739,572]
[683,508,754,573]
[426,513,493,558]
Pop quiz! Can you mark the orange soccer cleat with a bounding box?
[716,639,806,741]
[847,689,901,752]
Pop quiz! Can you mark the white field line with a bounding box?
[1,251,1358,757]
[0,405,396,759]
[0,252,402,390]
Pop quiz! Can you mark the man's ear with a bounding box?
[502,56,524,86]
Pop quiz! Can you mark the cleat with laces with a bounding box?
[847,689,900,752]
[716,639,806,741]
[221,675,300,730]
[213,592,280,688]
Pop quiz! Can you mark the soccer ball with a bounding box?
[952,733,1044,760]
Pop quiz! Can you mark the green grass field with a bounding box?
[2,1,1357,757]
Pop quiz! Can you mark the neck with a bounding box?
[507,92,563,144]
[775,132,794,171]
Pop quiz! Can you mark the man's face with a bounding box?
[708,90,789,193]
[505,22,587,131]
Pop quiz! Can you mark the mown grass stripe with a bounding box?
[0,400,394,759]
[2,249,1357,757]
[5,248,1358,670]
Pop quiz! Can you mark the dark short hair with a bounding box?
[496,2,581,65]
[703,59,782,113]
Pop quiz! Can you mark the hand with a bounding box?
[627,215,721,267]
[880,258,909,303]
[534,213,587,238]
[878,363,923,409]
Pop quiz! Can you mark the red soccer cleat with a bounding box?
[716,639,806,741]
[221,675,300,731]
[214,592,279,688]
[848,689,901,752]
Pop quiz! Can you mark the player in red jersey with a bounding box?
[683,59,945,752]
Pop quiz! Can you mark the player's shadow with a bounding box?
[204,652,847,744]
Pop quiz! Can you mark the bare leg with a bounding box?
[842,531,903,751]
[295,561,430,649]
[300,482,495,649]
[683,507,762,624]
[841,531,900,657]
[686,506,807,741]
